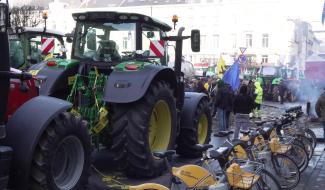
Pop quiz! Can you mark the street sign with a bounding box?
[239,55,247,63]
[239,47,247,54]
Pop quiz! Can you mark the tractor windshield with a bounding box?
[73,21,167,63]
[73,22,136,62]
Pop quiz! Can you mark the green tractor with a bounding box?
[8,27,67,70]
[1,1,91,189]
[258,66,298,102]
[29,11,212,178]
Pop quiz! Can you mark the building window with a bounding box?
[246,34,252,48]
[212,35,219,49]
[262,33,269,48]
[262,55,268,63]
[123,37,128,49]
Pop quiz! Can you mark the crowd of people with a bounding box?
[185,76,263,138]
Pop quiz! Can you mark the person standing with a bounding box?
[233,85,255,139]
[247,80,255,99]
[215,80,233,131]
[209,80,218,117]
[196,78,208,95]
[278,80,286,104]
[224,84,234,130]
[316,88,325,145]
[254,81,263,119]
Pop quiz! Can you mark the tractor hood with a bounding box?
[114,60,153,72]
[29,58,79,72]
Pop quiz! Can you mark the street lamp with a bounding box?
[42,10,48,31]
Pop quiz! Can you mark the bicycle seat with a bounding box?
[214,130,234,137]
[193,144,213,151]
[240,130,251,136]
[153,150,176,159]
[208,149,222,159]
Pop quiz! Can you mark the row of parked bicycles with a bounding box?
[129,106,316,190]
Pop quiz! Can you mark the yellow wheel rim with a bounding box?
[197,114,208,144]
[149,100,171,152]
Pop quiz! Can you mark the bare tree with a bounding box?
[10,5,44,28]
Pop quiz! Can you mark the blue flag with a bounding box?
[222,60,240,91]
[322,2,325,24]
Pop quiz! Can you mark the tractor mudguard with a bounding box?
[3,96,72,189]
[180,92,208,129]
[103,64,177,103]
[29,60,79,96]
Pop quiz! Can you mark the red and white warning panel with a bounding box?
[41,37,55,55]
[149,40,165,57]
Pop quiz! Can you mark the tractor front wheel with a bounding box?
[111,81,177,178]
[30,112,91,190]
[176,99,212,158]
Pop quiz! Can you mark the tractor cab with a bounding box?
[71,12,172,67]
[8,27,67,69]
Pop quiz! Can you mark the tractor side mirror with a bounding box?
[147,31,155,38]
[66,36,73,43]
[191,29,200,52]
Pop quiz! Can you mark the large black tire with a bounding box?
[30,112,91,190]
[176,99,212,158]
[111,81,177,178]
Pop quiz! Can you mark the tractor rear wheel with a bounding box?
[30,112,91,190]
[176,99,212,158]
[111,81,177,178]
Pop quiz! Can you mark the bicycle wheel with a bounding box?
[297,135,314,160]
[271,154,300,189]
[286,142,308,173]
[252,169,281,190]
[304,128,317,149]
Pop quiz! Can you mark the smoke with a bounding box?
[291,79,325,116]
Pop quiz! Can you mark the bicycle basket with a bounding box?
[224,159,262,189]
[251,142,272,162]
[269,137,293,154]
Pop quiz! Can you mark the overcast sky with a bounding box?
[4,0,325,23]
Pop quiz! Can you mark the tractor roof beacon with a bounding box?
[30,11,212,179]
[0,1,91,189]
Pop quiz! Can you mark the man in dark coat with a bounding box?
[233,85,254,138]
[215,80,233,131]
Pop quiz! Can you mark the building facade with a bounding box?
[32,0,321,74]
